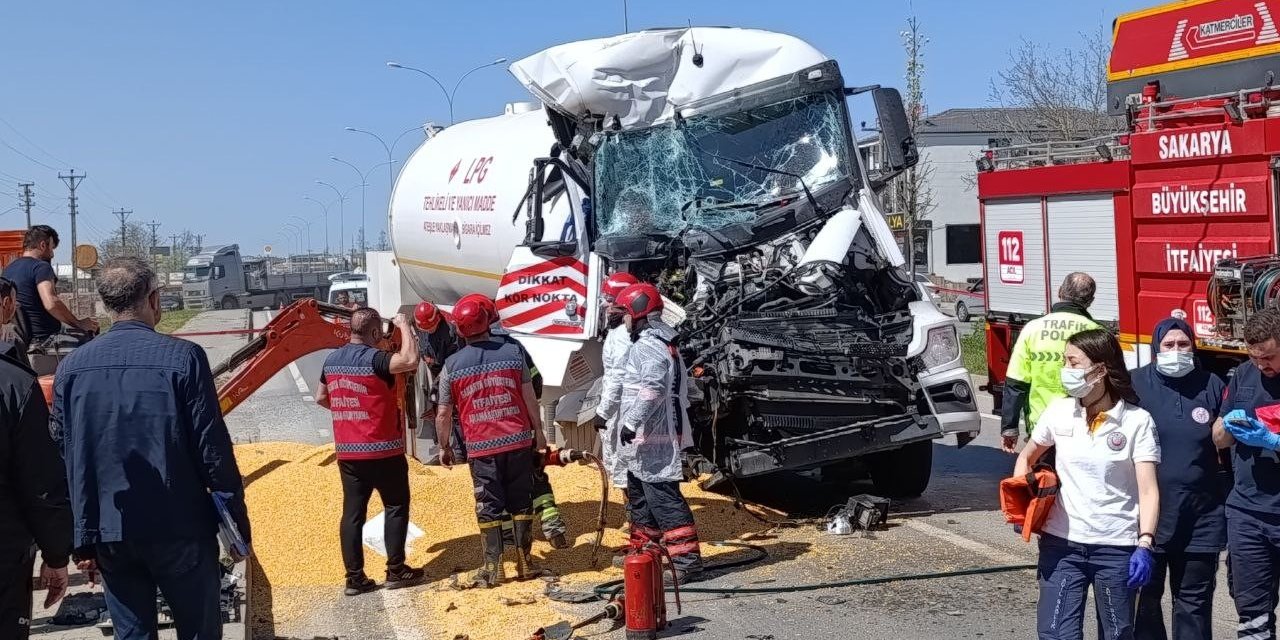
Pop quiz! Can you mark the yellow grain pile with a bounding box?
[235,442,791,640]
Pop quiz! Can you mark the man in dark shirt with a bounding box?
[1,225,98,350]
[0,277,27,365]
[54,257,249,640]
[0,277,72,640]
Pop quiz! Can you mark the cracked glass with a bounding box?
[594,90,853,239]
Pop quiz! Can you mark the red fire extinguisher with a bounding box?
[623,543,681,640]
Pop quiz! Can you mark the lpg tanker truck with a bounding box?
[385,28,981,496]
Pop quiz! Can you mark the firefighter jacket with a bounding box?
[595,323,632,488]
[321,343,403,461]
[1002,303,1100,437]
[439,339,535,458]
[619,319,694,483]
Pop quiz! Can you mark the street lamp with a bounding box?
[289,215,313,256]
[385,58,507,124]
[315,180,349,259]
[302,196,331,255]
[331,156,396,264]
[344,124,424,191]
[278,229,298,258]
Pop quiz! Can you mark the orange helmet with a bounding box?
[455,293,499,325]
[452,296,493,338]
[615,283,663,321]
[601,272,639,303]
[414,301,442,333]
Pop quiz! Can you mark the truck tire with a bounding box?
[866,440,933,498]
[220,295,239,310]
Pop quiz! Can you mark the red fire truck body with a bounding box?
[978,0,1280,411]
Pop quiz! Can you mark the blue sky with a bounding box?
[0,0,1148,258]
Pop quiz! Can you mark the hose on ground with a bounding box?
[592,542,1036,597]
[582,452,609,569]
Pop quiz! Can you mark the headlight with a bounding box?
[920,325,960,369]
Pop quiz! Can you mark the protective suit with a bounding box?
[595,323,633,488]
[620,318,694,483]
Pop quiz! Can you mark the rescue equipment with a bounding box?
[999,463,1060,542]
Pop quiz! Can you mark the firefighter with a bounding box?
[316,307,425,596]
[1132,317,1226,640]
[436,295,546,586]
[461,293,570,550]
[1014,329,1160,639]
[592,272,638,491]
[1001,272,1101,453]
[1216,308,1280,640]
[414,300,464,461]
[613,282,704,585]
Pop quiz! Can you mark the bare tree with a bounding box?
[983,28,1121,142]
[894,15,937,271]
[98,221,150,261]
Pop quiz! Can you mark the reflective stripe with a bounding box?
[478,520,503,529]
[663,525,697,541]
[1239,632,1271,640]
[334,440,403,454]
[1241,615,1271,631]
[466,430,534,456]
[532,493,557,510]
[666,541,701,556]
[513,513,535,522]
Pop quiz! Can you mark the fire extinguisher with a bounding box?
[623,543,681,640]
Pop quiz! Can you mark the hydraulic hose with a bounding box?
[591,542,1036,597]
[582,451,610,568]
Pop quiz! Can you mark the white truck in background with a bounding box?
[380,28,980,497]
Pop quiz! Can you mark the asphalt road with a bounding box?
[186,309,1246,640]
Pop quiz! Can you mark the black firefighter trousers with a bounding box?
[339,455,411,580]
[469,449,534,525]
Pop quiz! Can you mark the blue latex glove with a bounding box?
[1128,547,1154,589]
[1224,410,1280,450]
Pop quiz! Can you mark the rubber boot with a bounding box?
[511,515,539,580]
[470,526,505,588]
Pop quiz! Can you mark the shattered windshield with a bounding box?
[594,90,852,238]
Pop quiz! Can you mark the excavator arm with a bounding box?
[213,299,409,416]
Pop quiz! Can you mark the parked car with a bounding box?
[159,292,184,311]
[953,280,986,323]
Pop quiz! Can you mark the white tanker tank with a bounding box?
[388,27,982,496]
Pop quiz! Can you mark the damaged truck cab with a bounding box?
[505,28,980,495]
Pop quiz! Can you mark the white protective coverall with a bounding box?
[594,323,632,488]
[618,318,694,483]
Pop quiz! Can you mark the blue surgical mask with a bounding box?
[1156,350,1194,378]
[1061,366,1097,398]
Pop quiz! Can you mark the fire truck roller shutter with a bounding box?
[983,198,1048,316]
[1044,195,1127,360]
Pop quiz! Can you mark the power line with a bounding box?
[112,208,133,249]
[0,114,69,167]
[1,136,58,171]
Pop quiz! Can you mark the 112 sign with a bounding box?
[997,231,1024,284]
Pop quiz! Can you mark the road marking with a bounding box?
[902,518,1029,565]
[981,413,1000,421]
[263,310,310,395]
[302,395,314,402]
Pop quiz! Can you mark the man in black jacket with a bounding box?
[0,274,72,640]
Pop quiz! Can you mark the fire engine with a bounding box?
[978,0,1280,410]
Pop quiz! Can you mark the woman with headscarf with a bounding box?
[1132,317,1227,640]
[1014,328,1161,640]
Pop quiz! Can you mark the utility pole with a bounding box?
[113,208,133,256]
[170,233,180,277]
[194,234,204,253]
[58,170,85,305]
[146,220,160,264]
[18,183,33,229]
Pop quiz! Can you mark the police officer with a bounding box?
[613,283,704,585]
[316,307,425,596]
[592,271,638,493]
[1217,308,1280,640]
[1002,272,1101,453]
[1132,317,1226,640]
[436,295,546,587]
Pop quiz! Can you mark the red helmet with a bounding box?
[615,283,664,321]
[414,301,442,333]
[456,293,499,325]
[452,296,492,338]
[601,272,639,303]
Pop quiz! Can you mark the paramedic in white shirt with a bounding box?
[1014,328,1161,640]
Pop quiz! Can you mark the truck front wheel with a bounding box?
[220,295,239,310]
[866,440,933,499]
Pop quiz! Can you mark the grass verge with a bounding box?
[962,323,987,376]
[156,309,200,334]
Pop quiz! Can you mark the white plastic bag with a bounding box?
[362,512,425,557]
[826,512,853,536]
